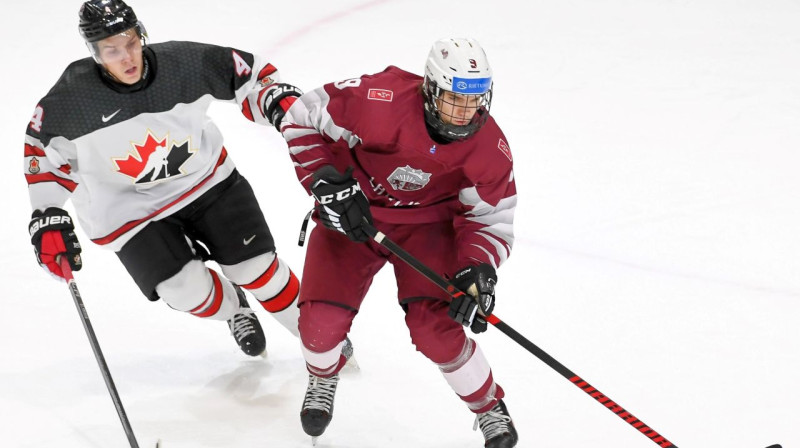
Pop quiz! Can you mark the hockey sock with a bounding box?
[438,339,505,413]
[221,253,301,337]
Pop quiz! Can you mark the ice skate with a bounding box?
[474,399,518,448]
[300,337,356,444]
[300,373,339,443]
[227,286,266,357]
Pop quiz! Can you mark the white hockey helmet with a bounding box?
[423,38,493,142]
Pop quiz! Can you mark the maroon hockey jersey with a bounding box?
[281,66,516,268]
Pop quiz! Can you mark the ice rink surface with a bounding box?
[1,0,798,446]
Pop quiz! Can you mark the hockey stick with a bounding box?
[58,256,159,448]
[361,224,785,448]
[362,223,679,448]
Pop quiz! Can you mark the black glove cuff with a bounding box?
[312,165,353,186]
[29,207,75,244]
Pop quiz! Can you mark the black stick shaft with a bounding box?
[60,257,141,448]
[363,223,677,448]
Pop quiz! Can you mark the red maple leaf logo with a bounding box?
[113,133,167,179]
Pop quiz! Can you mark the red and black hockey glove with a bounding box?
[29,207,82,280]
[262,83,302,131]
[448,263,497,334]
[310,165,373,243]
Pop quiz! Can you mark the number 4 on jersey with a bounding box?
[232,50,252,77]
[30,105,44,132]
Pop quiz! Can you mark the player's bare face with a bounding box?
[98,31,143,85]
[436,91,480,126]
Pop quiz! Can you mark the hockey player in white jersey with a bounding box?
[24,0,306,357]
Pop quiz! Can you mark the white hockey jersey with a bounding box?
[24,41,283,251]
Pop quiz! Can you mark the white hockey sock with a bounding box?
[221,252,300,337]
[302,340,346,377]
[157,259,239,321]
[438,339,499,412]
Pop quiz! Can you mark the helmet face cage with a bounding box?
[422,38,494,142]
[423,77,492,141]
[85,21,149,64]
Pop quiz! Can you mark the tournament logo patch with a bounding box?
[257,63,277,87]
[368,89,394,102]
[112,131,197,184]
[387,165,431,191]
[497,138,512,162]
[28,157,41,174]
[258,76,275,88]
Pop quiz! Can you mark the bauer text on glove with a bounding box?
[29,207,82,280]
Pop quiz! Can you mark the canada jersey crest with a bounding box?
[112,131,197,184]
[28,157,41,174]
[387,165,431,191]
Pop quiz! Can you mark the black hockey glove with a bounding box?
[310,165,373,243]
[29,207,82,280]
[262,83,303,131]
[448,263,497,334]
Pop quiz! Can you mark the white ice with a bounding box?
[1,1,798,447]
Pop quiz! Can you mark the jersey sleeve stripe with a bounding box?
[289,143,323,155]
[257,63,278,81]
[256,87,269,118]
[241,98,255,122]
[468,244,500,269]
[474,231,510,266]
[282,124,319,134]
[24,144,46,157]
[294,157,326,169]
[25,172,78,192]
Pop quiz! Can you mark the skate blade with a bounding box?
[311,436,319,446]
[344,354,360,371]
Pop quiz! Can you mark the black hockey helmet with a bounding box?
[78,0,148,64]
[79,0,140,42]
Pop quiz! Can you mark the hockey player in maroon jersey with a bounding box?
[281,38,518,447]
[24,0,307,357]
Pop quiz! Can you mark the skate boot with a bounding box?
[227,286,266,357]
[300,338,353,442]
[300,373,339,440]
[474,399,518,448]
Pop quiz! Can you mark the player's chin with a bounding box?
[119,67,141,84]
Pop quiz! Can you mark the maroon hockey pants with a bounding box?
[298,221,504,412]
